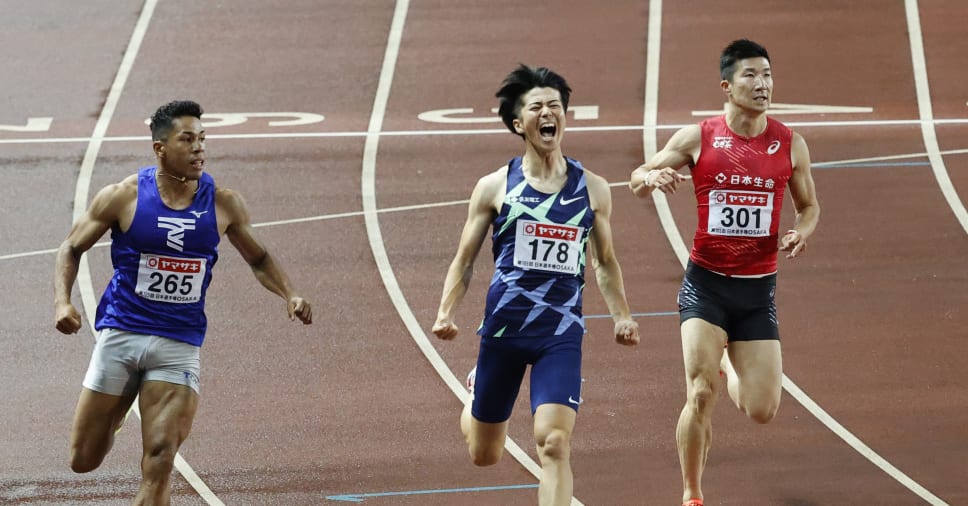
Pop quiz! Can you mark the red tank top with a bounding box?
[690,115,793,276]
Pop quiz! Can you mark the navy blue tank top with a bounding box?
[477,156,594,338]
[95,166,220,346]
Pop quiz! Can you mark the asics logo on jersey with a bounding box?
[767,140,781,155]
[559,195,583,206]
[189,210,208,218]
[157,217,196,252]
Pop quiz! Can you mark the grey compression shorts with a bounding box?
[83,328,201,396]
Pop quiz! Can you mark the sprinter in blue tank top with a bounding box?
[54,100,312,504]
[432,65,640,506]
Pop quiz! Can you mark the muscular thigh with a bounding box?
[138,380,199,444]
[727,278,779,342]
[727,340,782,390]
[83,328,147,397]
[472,337,529,424]
[679,262,779,342]
[142,335,202,394]
[529,336,582,414]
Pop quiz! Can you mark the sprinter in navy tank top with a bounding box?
[54,100,313,504]
[432,65,639,506]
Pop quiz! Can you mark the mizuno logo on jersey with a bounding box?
[157,217,196,252]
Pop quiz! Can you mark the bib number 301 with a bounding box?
[514,220,583,275]
[135,254,206,303]
[707,190,774,237]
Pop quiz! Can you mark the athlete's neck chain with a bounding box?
[158,171,188,183]
[157,171,198,195]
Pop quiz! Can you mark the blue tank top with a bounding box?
[477,156,594,338]
[95,166,220,346]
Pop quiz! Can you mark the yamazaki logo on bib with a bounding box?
[514,220,583,275]
[136,254,206,303]
[716,191,770,207]
[524,222,579,241]
[708,190,774,237]
[146,256,203,273]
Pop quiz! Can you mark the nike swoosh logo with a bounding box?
[559,195,583,206]
[189,210,208,218]
[568,396,582,406]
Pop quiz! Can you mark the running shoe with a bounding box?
[683,500,703,506]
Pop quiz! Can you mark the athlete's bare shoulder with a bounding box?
[213,185,243,205]
[480,164,509,186]
[212,186,251,234]
[577,167,612,213]
[469,165,508,208]
[95,174,138,213]
[105,173,139,200]
[671,124,703,152]
[579,166,609,192]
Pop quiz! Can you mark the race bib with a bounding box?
[513,220,583,275]
[135,254,206,303]
[707,190,774,237]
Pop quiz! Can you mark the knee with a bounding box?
[141,436,179,476]
[535,428,571,463]
[69,449,101,474]
[745,400,779,424]
[685,376,719,415]
[69,440,106,474]
[469,445,503,467]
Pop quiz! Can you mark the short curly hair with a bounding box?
[149,100,204,140]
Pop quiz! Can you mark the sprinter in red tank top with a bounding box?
[629,39,820,506]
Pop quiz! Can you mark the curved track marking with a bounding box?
[358,1,585,503]
[69,1,223,503]
[642,1,948,504]
[904,0,968,235]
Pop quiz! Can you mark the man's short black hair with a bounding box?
[496,65,571,138]
[720,39,771,81]
[149,100,204,140]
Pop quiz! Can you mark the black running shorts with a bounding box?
[677,261,779,341]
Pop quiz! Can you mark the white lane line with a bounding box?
[5,117,968,145]
[4,140,966,263]
[642,1,948,504]
[5,141,967,264]
[905,0,968,236]
[69,1,223,504]
[643,0,690,269]
[357,1,581,503]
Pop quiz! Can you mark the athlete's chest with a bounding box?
[127,198,219,255]
[697,131,791,191]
